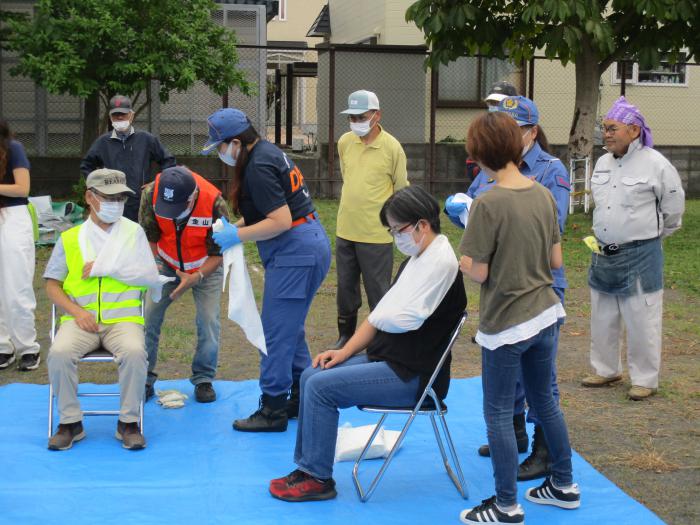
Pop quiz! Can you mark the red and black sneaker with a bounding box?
[269,469,337,502]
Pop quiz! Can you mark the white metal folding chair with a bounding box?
[47,304,144,438]
[352,311,469,502]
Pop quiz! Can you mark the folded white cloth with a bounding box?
[334,423,402,463]
[156,389,188,409]
[213,219,267,355]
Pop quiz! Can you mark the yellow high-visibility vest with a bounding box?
[60,225,145,325]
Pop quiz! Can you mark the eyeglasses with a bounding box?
[347,111,375,123]
[90,189,128,203]
[387,222,418,236]
[600,124,627,135]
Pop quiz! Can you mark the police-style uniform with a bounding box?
[239,140,331,398]
[589,138,685,389]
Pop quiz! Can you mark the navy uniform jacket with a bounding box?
[80,128,176,221]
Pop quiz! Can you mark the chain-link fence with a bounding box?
[2,37,699,197]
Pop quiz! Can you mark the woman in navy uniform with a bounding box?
[203,108,331,432]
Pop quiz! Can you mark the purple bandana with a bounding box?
[605,96,653,148]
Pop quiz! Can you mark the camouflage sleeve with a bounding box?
[206,194,231,256]
[138,182,161,243]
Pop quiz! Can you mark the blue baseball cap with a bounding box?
[340,90,380,115]
[201,108,251,154]
[155,166,197,219]
[498,96,539,126]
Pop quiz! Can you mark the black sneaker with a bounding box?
[460,496,524,524]
[0,354,16,369]
[525,477,581,509]
[194,382,216,403]
[18,353,40,371]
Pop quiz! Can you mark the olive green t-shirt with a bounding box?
[459,182,561,334]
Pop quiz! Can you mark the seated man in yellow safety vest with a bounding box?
[45,168,160,451]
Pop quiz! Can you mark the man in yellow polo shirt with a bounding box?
[334,90,409,348]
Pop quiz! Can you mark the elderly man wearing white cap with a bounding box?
[333,90,409,349]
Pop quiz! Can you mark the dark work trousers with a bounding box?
[335,237,393,318]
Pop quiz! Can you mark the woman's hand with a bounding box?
[312,348,350,370]
[212,217,241,250]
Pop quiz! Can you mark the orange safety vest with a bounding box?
[153,171,221,273]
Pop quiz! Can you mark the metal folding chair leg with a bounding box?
[429,412,467,497]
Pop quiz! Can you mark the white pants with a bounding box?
[47,320,146,424]
[590,282,663,389]
[0,205,39,356]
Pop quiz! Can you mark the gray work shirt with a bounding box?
[591,139,685,245]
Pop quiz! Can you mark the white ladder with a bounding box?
[569,156,592,214]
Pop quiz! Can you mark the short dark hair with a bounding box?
[467,112,522,171]
[380,185,441,233]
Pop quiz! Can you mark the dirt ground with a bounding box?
[2,234,699,524]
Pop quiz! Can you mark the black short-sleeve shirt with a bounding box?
[2,140,30,207]
[239,140,314,225]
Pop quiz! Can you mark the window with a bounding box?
[612,58,688,86]
[274,0,287,21]
[437,57,519,107]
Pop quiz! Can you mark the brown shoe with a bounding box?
[581,374,622,387]
[48,421,85,450]
[628,386,657,400]
[115,421,146,450]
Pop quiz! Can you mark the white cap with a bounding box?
[340,90,380,114]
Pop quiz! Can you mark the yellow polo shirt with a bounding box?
[336,126,409,243]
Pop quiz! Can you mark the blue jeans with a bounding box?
[145,263,223,386]
[294,354,419,480]
[482,323,573,507]
[513,287,564,424]
[257,219,331,396]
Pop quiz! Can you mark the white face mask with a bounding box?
[487,105,500,112]
[95,200,124,224]
[521,128,534,159]
[176,201,194,221]
[218,141,238,167]
[393,223,424,257]
[112,120,131,132]
[349,113,376,137]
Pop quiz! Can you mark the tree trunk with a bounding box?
[81,92,100,154]
[567,38,600,164]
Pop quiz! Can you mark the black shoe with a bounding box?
[333,314,357,349]
[18,353,40,371]
[285,381,300,419]
[0,354,16,369]
[478,413,529,457]
[194,382,216,403]
[48,421,85,451]
[517,425,551,481]
[233,394,288,432]
[145,383,155,402]
[525,476,580,509]
[459,496,524,524]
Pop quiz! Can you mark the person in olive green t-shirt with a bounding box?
[333,90,409,348]
[457,112,579,524]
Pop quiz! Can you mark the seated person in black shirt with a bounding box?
[268,185,467,502]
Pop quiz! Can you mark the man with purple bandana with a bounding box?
[582,97,685,400]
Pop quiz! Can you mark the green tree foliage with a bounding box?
[2,0,252,152]
[406,0,699,160]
